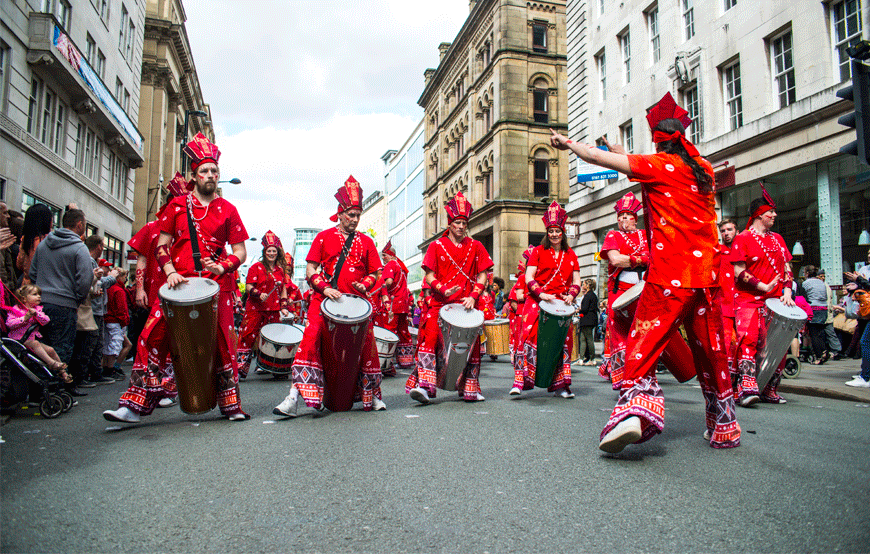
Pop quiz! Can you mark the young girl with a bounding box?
[7,284,72,383]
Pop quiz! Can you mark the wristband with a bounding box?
[248,286,260,297]
[470,282,485,301]
[309,273,329,294]
[429,278,446,296]
[746,276,761,289]
[360,274,377,292]
[527,279,543,300]
[156,244,171,270]
[221,255,241,272]
[568,284,581,298]
[280,297,290,309]
[782,280,793,293]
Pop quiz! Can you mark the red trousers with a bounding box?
[118,289,244,417]
[236,308,281,376]
[734,303,785,401]
[601,283,740,448]
[600,281,635,389]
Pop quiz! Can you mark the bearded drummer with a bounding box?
[236,231,291,377]
[283,253,303,323]
[125,172,190,408]
[375,241,414,371]
[598,192,649,390]
[273,176,385,417]
[510,201,581,398]
[406,191,493,404]
[551,92,740,453]
[104,133,250,423]
[730,189,794,406]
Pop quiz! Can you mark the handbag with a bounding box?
[833,313,857,334]
[76,297,97,332]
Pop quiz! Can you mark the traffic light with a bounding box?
[837,58,870,166]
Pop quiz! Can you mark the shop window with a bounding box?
[104,234,123,267]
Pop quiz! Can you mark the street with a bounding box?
[2,359,869,554]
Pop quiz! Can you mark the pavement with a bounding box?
[775,355,870,403]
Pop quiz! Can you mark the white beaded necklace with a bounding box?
[750,227,786,281]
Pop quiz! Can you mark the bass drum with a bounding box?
[437,305,484,391]
[256,323,304,375]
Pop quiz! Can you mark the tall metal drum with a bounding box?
[320,295,372,412]
[535,299,574,388]
[159,277,219,415]
[437,305,484,391]
[757,298,807,390]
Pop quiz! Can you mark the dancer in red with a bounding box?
[717,218,739,392]
[511,201,580,398]
[273,176,384,416]
[598,192,649,390]
[375,241,414,370]
[730,190,793,405]
[406,192,493,404]
[236,231,291,377]
[508,246,533,382]
[104,133,250,423]
[551,92,740,453]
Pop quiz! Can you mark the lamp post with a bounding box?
[218,178,242,185]
[181,109,208,176]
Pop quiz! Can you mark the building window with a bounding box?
[21,192,62,228]
[123,89,130,112]
[533,23,548,53]
[0,43,8,112]
[97,50,106,80]
[533,79,549,123]
[99,0,109,22]
[724,0,737,10]
[596,51,606,101]
[621,122,634,154]
[723,61,743,130]
[683,85,701,144]
[53,100,66,155]
[40,87,54,146]
[682,0,695,40]
[108,152,126,200]
[104,234,123,267]
[484,172,492,201]
[27,77,43,136]
[126,19,136,61]
[533,152,550,198]
[620,30,631,84]
[648,6,660,64]
[119,5,129,54]
[86,34,96,66]
[38,86,65,153]
[771,31,796,109]
[833,0,863,82]
[77,124,102,182]
[43,0,71,29]
[115,77,123,101]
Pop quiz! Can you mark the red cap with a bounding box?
[183,132,220,171]
[98,259,112,268]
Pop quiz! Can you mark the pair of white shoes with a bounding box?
[508,387,573,398]
[846,375,870,388]
[103,407,140,423]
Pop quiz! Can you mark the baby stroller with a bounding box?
[0,306,73,419]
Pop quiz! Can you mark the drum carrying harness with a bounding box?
[186,197,204,273]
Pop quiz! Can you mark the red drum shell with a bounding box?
[320,295,372,411]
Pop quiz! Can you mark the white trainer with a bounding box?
[599,416,642,454]
[557,388,575,399]
[372,397,387,411]
[509,387,522,395]
[102,407,140,423]
[703,429,712,441]
[464,392,485,402]
[738,395,760,407]
[157,397,177,408]
[845,376,870,388]
[410,387,431,404]
[273,389,299,417]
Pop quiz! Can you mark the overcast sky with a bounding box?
[183,1,470,268]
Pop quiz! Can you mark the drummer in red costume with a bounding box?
[236,231,291,377]
[124,172,190,408]
[508,246,533,377]
[551,92,740,453]
[283,253,303,323]
[375,240,414,370]
[273,176,385,417]
[104,132,250,422]
[730,188,794,406]
[598,192,649,390]
[717,218,739,389]
[510,201,581,398]
[406,191,493,404]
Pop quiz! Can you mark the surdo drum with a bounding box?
[437,304,484,391]
[757,298,807,390]
[373,326,399,371]
[320,295,372,412]
[159,277,219,415]
[256,323,303,375]
[483,318,510,357]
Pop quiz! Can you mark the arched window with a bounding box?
[533,78,548,123]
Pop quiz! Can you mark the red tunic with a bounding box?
[527,245,579,296]
[157,195,248,291]
[127,220,165,307]
[422,236,493,304]
[245,262,285,312]
[381,259,410,314]
[307,228,382,293]
[627,152,719,288]
[104,282,130,326]
[600,229,649,293]
[728,229,791,308]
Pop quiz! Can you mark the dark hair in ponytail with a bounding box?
[654,118,713,193]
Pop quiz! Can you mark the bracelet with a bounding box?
[360,274,377,292]
[568,284,581,298]
[280,297,290,308]
[527,279,543,300]
[309,273,329,294]
[135,267,145,288]
[470,282,485,301]
[221,255,241,272]
[429,278,446,295]
[155,244,171,269]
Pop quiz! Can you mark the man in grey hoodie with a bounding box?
[28,209,93,382]
[74,235,118,386]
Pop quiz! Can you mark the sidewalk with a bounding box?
[775,356,870,403]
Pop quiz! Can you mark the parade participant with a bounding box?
[104,133,250,423]
[406,191,492,404]
[478,270,497,358]
[273,176,385,417]
[283,253,303,322]
[550,92,741,453]
[236,231,291,377]
[510,201,580,398]
[730,187,794,405]
[376,240,414,370]
[718,218,739,388]
[507,246,533,373]
[598,192,649,389]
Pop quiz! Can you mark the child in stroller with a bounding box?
[6,284,71,383]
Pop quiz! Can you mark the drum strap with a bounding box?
[330,231,355,288]
[186,199,203,273]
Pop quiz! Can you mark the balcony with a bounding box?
[26,12,144,166]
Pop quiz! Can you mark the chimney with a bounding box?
[424,68,436,86]
[438,42,452,62]
[470,0,477,10]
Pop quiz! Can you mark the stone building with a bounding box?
[135,0,212,230]
[565,0,870,290]
[418,0,570,282]
[1,0,147,266]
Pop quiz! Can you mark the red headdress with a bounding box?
[329,175,363,222]
[445,191,473,223]
[517,244,535,272]
[542,201,568,230]
[646,92,698,157]
[284,252,294,266]
[746,181,778,230]
[382,240,396,256]
[183,132,221,171]
[614,192,642,217]
[261,230,282,250]
[167,172,190,197]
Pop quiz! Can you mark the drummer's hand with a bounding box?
[562,294,576,304]
[539,292,557,302]
[351,281,367,294]
[280,308,290,318]
[461,296,475,310]
[167,272,188,288]
[324,287,342,300]
[259,292,269,302]
[135,288,148,309]
[203,258,224,275]
[757,279,777,294]
[780,288,795,307]
[444,285,461,297]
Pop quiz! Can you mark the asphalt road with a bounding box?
[2,360,869,554]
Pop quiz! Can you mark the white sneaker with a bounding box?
[273,389,299,417]
[464,392,485,402]
[509,386,522,395]
[703,429,712,441]
[102,407,140,423]
[557,388,575,399]
[738,395,760,407]
[372,397,387,411]
[410,387,431,405]
[845,376,870,388]
[157,397,177,408]
[599,416,642,453]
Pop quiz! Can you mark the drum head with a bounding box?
[485,318,509,326]
[439,304,484,328]
[539,298,575,317]
[612,281,645,311]
[158,277,219,305]
[260,323,303,345]
[765,298,808,321]
[321,294,372,324]
[373,326,399,342]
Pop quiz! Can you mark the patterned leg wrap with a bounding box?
[600,375,665,445]
[293,359,325,409]
[396,344,415,369]
[736,359,759,400]
[406,348,437,397]
[119,361,164,416]
[217,369,244,416]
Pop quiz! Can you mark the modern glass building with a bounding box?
[291,227,321,291]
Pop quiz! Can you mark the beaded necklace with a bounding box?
[749,227,786,282]
[619,230,645,255]
[540,247,566,290]
[437,236,474,284]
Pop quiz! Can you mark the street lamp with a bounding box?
[180,109,208,176]
[219,178,242,184]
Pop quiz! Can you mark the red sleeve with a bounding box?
[729,233,749,265]
[306,232,326,265]
[422,242,439,273]
[627,153,663,183]
[382,261,398,282]
[224,203,248,245]
[158,198,182,235]
[476,241,494,274]
[601,231,621,254]
[246,263,262,286]
[528,246,542,267]
[128,224,150,255]
[567,248,579,272]
[364,239,382,274]
[777,234,793,264]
